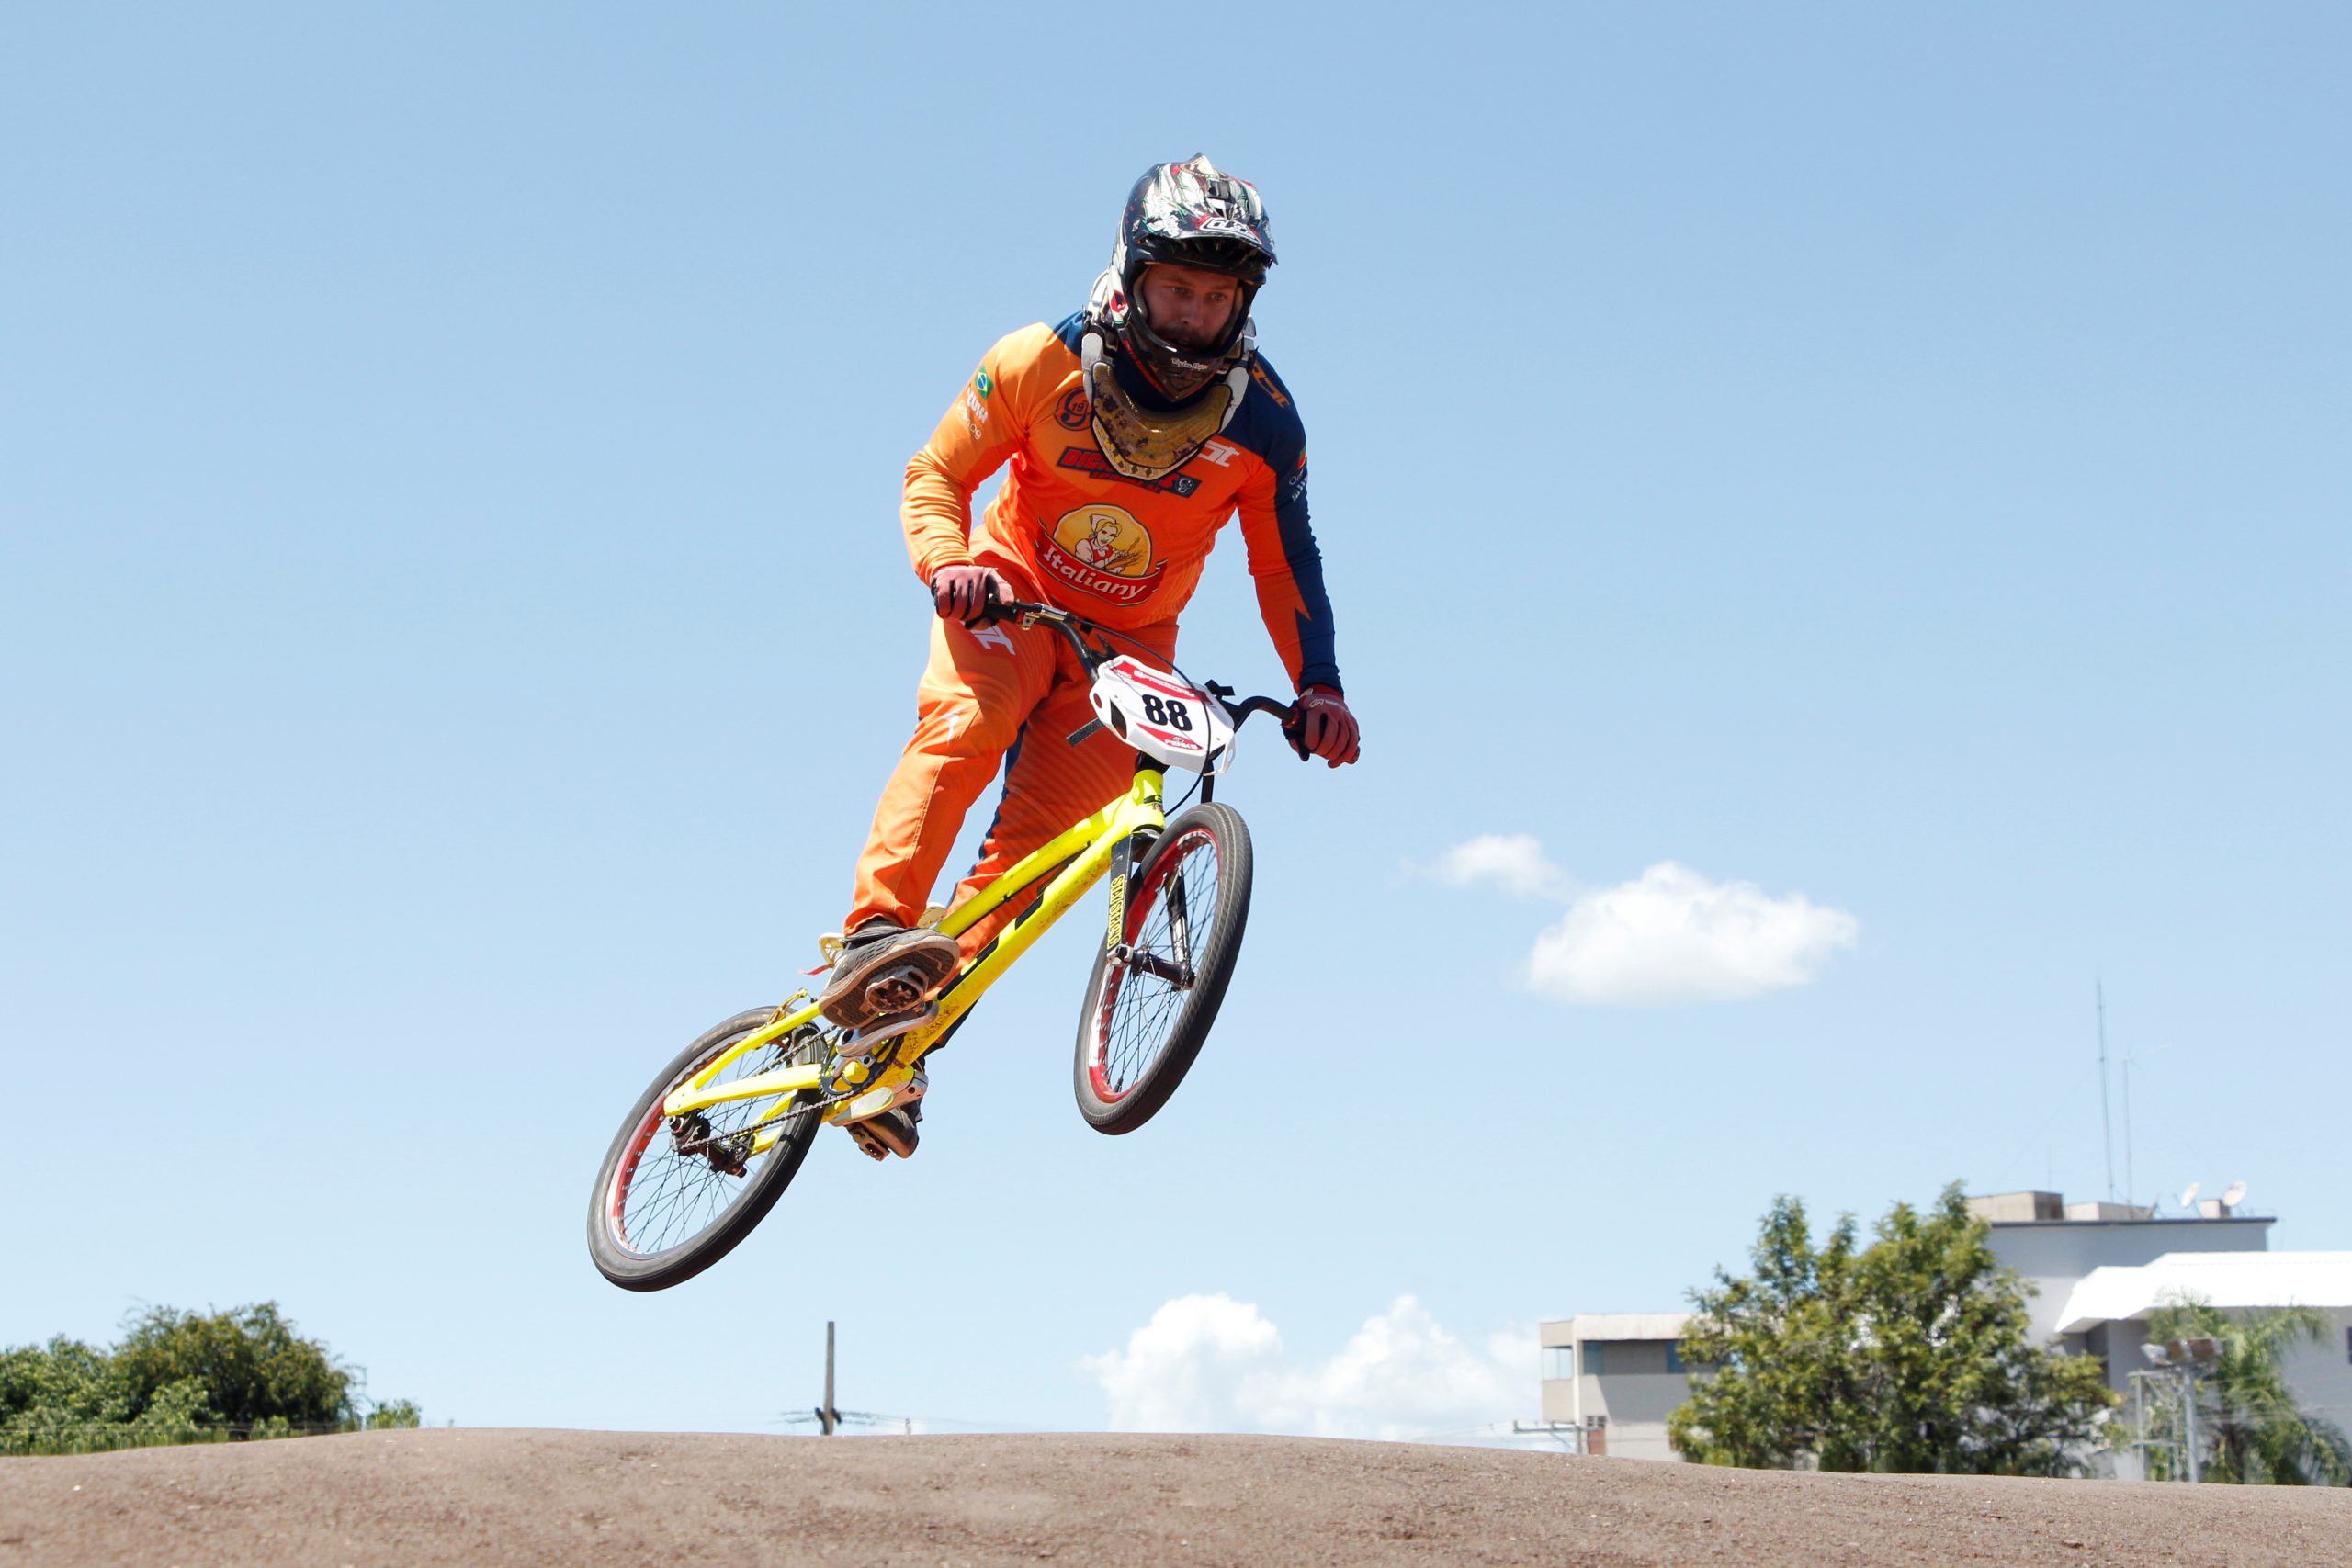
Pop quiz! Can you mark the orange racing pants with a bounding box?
[846,613,1181,965]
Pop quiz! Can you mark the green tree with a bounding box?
[1669,1184,2117,1474]
[2137,1294,2351,1485]
[0,1337,217,1456]
[111,1303,354,1433]
[1,1303,419,1453]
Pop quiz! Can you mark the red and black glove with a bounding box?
[1294,685,1361,768]
[930,565,1017,626]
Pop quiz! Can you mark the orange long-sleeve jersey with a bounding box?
[902,313,1341,692]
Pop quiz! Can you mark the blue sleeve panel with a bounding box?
[1226,354,1341,693]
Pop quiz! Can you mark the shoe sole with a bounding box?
[820,941,961,1029]
[846,1112,920,1160]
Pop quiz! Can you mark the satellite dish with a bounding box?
[2222,1180,2248,1208]
[2178,1182,2201,1210]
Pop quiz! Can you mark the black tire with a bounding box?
[1073,802,1253,1134]
[588,1008,829,1291]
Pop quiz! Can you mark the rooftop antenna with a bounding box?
[2222,1180,2248,1213]
[2097,981,2116,1202]
[2178,1180,2201,1213]
[2120,1043,2170,1211]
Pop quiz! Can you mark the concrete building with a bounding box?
[1536,1314,1694,1459]
[1539,1190,2350,1472]
[1965,1190,2275,1346]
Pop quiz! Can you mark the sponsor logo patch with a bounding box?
[1057,444,1200,498]
[1056,387,1090,430]
[974,369,994,400]
[1249,363,1290,408]
[1040,505,1167,606]
[1193,439,1241,468]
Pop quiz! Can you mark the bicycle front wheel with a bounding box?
[588,1008,829,1292]
[1073,802,1252,1134]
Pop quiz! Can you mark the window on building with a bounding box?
[1584,1342,1605,1376]
[2345,1326,2350,1365]
[1541,1346,1574,1382]
[1666,1341,1684,1373]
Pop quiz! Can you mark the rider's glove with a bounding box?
[931,565,1016,626]
[1295,684,1361,768]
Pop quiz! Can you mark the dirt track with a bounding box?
[3,1428,2348,1567]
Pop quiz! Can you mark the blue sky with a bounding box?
[6,4,2346,1440]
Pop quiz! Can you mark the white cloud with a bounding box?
[1078,1293,1283,1434]
[1080,1294,1537,1444]
[1526,860,1858,1005]
[1427,833,1570,900]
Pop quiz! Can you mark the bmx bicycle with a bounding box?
[587,600,1307,1291]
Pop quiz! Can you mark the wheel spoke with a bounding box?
[608,1032,820,1259]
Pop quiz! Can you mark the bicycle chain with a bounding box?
[666,1033,888,1161]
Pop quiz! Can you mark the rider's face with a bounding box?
[1137,264,1241,350]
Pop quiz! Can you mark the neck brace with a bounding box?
[1080,329,1250,482]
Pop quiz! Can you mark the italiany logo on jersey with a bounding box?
[1040,505,1167,606]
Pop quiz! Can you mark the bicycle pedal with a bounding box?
[862,963,936,1019]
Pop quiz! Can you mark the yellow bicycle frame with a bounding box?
[657,766,1171,1147]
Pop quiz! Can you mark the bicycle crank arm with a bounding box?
[1109,943,1195,988]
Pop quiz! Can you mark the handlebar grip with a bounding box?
[1278,709,1313,762]
[1223,694,1312,761]
[985,593,1055,623]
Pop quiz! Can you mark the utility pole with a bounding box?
[2146,1336,2219,1483]
[2181,1360,2200,1483]
[815,1321,839,1437]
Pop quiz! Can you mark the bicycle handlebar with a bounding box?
[980,593,1312,760]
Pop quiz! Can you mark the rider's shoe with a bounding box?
[819,921,960,1030]
[843,1069,925,1161]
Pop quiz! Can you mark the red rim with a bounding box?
[606,1106,663,1249]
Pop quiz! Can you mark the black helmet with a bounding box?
[1090,156,1275,400]
[1080,157,1274,479]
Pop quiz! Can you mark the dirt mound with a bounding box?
[3,1428,2346,1566]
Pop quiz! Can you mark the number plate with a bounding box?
[1086,656,1237,773]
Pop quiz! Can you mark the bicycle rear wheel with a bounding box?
[588,1008,828,1291]
[1073,802,1252,1134]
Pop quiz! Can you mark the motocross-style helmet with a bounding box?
[1080,156,1276,480]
